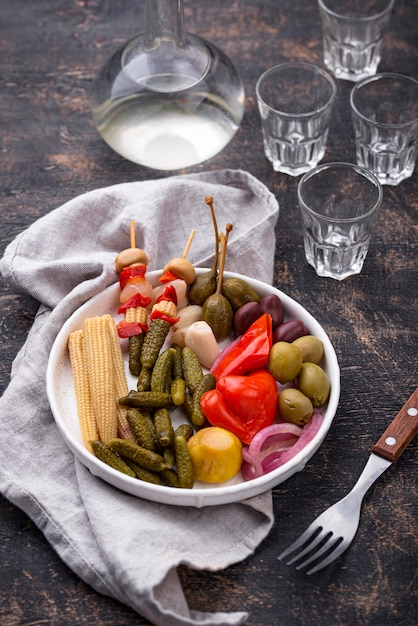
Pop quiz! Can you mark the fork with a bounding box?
[278,386,418,575]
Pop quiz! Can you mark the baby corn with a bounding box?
[82,316,118,444]
[104,314,136,443]
[125,306,148,325]
[151,298,177,319]
[68,329,98,453]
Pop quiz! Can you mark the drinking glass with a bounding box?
[256,62,337,176]
[317,0,395,82]
[298,162,383,280]
[350,73,418,186]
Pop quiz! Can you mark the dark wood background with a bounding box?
[1,1,417,625]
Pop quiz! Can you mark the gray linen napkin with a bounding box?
[0,169,279,626]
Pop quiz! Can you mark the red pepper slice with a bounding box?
[117,293,152,314]
[200,389,253,444]
[159,269,178,284]
[119,265,147,290]
[150,309,180,325]
[155,284,178,305]
[216,370,278,437]
[211,313,273,379]
[116,320,148,338]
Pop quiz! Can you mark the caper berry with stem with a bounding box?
[188,196,219,305]
[202,225,234,341]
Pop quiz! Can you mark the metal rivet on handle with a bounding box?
[385,436,396,446]
[407,408,418,416]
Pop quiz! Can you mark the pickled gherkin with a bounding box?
[123,458,162,484]
[137,365,152,391]
[128,334,144,376]
[160,467,180,488]
[154,408,174,448]
[163,447,176,469]
[182,392,194,424]
[174,431,195,489]
[119,390,172,409]
[181,346,204,395]
[126,409,157,451]
[108,438,166,472]
[90,440,136,478]
[190,373,216,427]
[151,348,175,394]
[171,345,186,405]
[141,318,171,369]
[171,377,186,406]
[171,344,183,380]
[175,423,194,441]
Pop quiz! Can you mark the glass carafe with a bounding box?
[91,0,245,171]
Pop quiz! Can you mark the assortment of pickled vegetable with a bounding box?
[68,198,331,489]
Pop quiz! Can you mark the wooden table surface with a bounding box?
[1,1,417,625]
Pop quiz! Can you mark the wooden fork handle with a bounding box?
[372,387,418,462]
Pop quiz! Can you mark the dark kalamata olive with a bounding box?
[259,293,284,330]
[233,301,262,337]
[273,319,308,343]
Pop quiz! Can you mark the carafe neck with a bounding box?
[146,0,186,46]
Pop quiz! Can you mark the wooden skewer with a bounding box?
[182,229,196,258]
[130,220,136,249]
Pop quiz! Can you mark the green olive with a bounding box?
[268,341,303,384]
[278,388,313,426]
[297,362,331,407]
[293,335,324,364]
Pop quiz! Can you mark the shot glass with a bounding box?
[256,62,337,176]
[298,162,383,280]
[317,0,395,82]
[350,73,418,186]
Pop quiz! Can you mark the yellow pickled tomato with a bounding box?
[187,426,243,483]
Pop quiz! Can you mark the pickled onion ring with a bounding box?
[241,411,324,480]
[262,411,324,474]
[247,422,302,460]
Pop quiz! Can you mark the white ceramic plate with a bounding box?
[46,269,340,507]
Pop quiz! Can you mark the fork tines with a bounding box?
[278,525,346,575]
